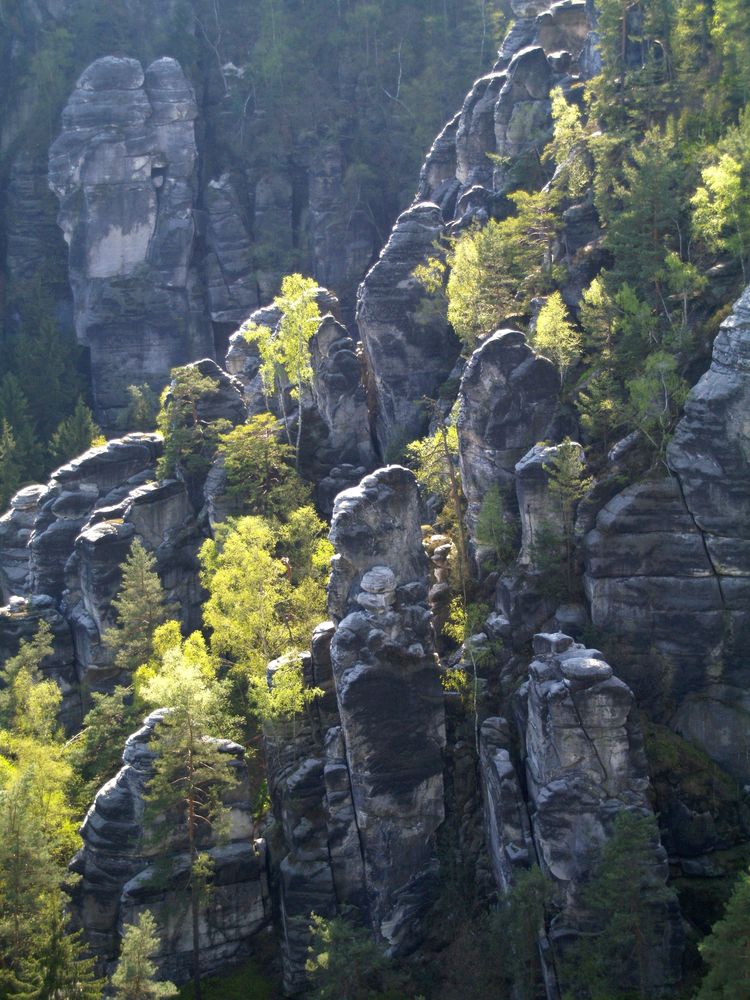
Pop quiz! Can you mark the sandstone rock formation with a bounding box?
[0,484,46,601]
[70,710,270,982]
[49,56,214,429]
[584,285,750,783]
[457,330,559,534]
[356,204,461,458]
[267,466,446,991]
[480,632,682,993]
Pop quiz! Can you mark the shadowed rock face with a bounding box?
[356,204,461,458]
[70,711,270,983]
[49,56,214,430]
[457,330,559,535]
[480,633,683,994]
[328,467,446,948]
[584,285,750,783]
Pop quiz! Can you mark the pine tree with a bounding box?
[104,539,170,677]
[696,868,750,999]
[243,275,322,467]
[0,375,44,487]
[563,811,677,999]
[0,419,21,512]
[156,367,230,482]
[0,621,60,739]
[11,895,104,1000]
[123,384,159,433]
[544,439,592,597]
[48,397,101,467]
[218,412,311,519]
[142,649,239,1000]
[475,484,517,571]
[111,911,177,999]
[530,292,582,382]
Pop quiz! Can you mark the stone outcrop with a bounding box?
[0,435,206,722]
[0,484,46,602]
[267,466,446,991]
[356,204,461,458]
[457,330,559,533]
[70,710,270,982]
[417,0,596,224]
[583,287,750,783]
[480,632,682,993]
[328,467,446,949]
[49,56,214,429]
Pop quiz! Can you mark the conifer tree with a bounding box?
[696,868,750,999]
[530,292,582,382]
[0,419,21,512]
[543,439,592,596]
[105,539,169,677]
[0,374,44,487]
[142,649,239,1000]
[0,621,59,739]
[11,895,104,1000]
[156,367,230,482]
[111,911,177,999]
[48,397,101,467]
[123,384,159,433]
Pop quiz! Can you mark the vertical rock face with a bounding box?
[267,467,446,991]
[457,330,559,533]
[203,173,259,326]
[356,204,461,458]
[0,485,46,602]
[584,285,750,783]
[480,633,682,994]
[328,467,446,948]
[49,56,214,429]
[70,711,270,982]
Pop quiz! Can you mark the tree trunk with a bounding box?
[187,747,202,1000]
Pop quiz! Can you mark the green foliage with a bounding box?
[111,911,177,999]
[434,189,560,351]
[141,645,240,996]
[305,911,407,1000]
[66,686,141,811]
[541,439,592,597]
[123,384,159,433]
[404,424,459,506]
[48,397,101,467]
[474,484,517,570]
[175,958,275,999]
[10,895,104,1000]
[243,274,322,464]
[200,515,327,722]
[626,351,689,459]
[692,150,750,283]
[104,539,170,677]
[0,621,60,742]
[0,419,21,511]
[0,374,45,492]
[156,367,230,482]
[563,811,677,1000]
[696,867,750,999]
[543,87,592,199]
[218,412,311,518]
[530,291,582,381]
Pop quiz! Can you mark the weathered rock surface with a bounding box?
[268,467,446,991]
[203,172,259,326]
[356,204,461,458]
[70,710,270,982]
[480,633,682,993]
[0,484,46,601]
[583,289,750,781]
[49,56,214,429]
[457,330,559,533]
[328,467,446,948]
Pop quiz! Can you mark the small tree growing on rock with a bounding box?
[105,538,170,678]
[111,910,177,999]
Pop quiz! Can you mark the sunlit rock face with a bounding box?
[584,284,750,783]
[49,56,214,430]
[70,710,270,983]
